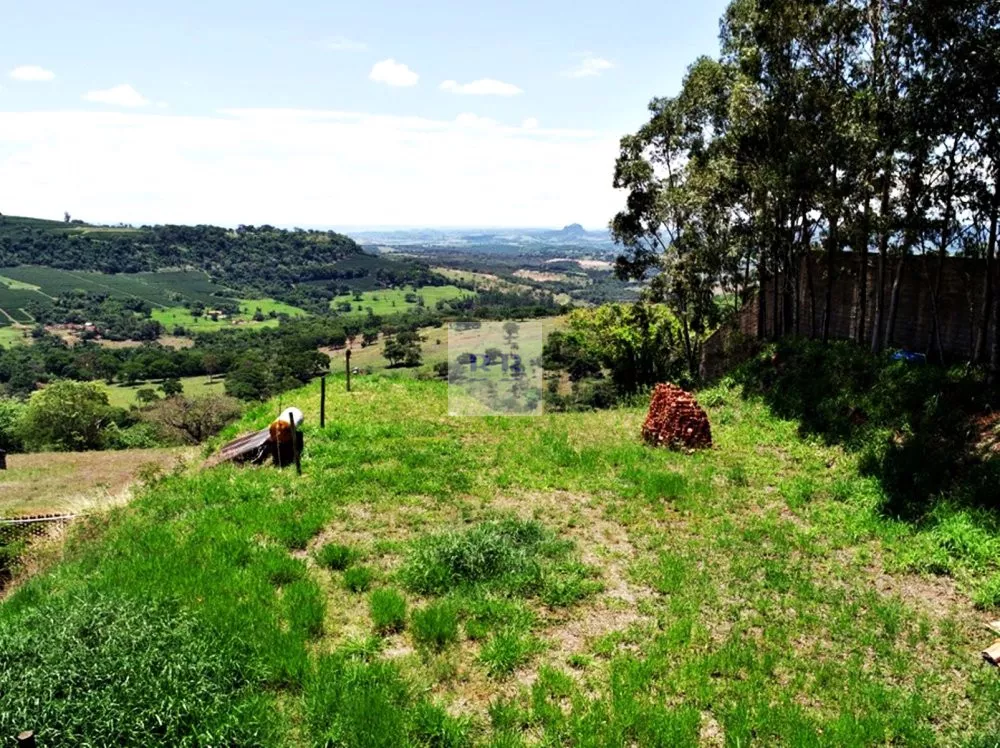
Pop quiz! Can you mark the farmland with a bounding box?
[330,284,473,316]
[97,375,229,409]
[151,299,306,334]
[5,374,1000,744]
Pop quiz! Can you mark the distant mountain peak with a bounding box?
[559,223,586,235]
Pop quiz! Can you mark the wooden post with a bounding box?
[0,449,6,471]
[345,349,352,392]
[16,731,36,748]
[289,415,301,476]
[320,376,327,429]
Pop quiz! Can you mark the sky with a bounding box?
[1,0,729,229]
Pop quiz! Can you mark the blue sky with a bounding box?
[1,0,729,228]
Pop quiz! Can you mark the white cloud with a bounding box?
[0,108,620,227]
[522,117,539,130]
[83,84,151,108]
[562,56,614,79]
[9,65,55,82]
[440,78,523,96]
[369,59,418,87]
[325,35,366,51]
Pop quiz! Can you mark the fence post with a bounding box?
[289,414,302,476]
[320,376,326,429]
[17,731,36,748]
[345,349,352,392]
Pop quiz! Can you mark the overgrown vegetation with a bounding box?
[4,372,1000,744]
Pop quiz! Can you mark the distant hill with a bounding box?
[0,215,443,302]
[349,224,614,249]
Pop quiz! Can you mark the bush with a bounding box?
[0,592,278,745]
[369,588,408,634]
[411,601,459,650]
[316,542,355,571]
[343,565,374,593]
[141,394,242,445]
[0,397,25,452]
[18,380,115,451]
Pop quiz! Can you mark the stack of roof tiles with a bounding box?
[641,383,712,450]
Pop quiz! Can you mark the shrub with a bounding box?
[18,380,114,451]
[0,397,25,452]
[315,542,355,571]
[343,565,374,593]
[0,592,278,745]
[141,394,242,445]
[411,601,459,650]
[370,588,408,634]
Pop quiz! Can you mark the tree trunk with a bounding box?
[856,193,872,345]
[822,213,839,343]
[871,169,892,353]
[886,253,905,347]
[974,186,999,364]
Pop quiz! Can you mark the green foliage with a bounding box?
[316,542,356,571]
[410,601,459,651]
[543,304,689,399]
[736,339,993,516]
[369,588,408,634]
[479,627,544,677]
[343,565,375,593]
[399,518,547,595]
[0,397,25,451]
[304,651,470,747]
[0,592,278,745]
[19,380,115,451]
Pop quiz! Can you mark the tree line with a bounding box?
[612,0,1000,379]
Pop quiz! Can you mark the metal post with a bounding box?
[288,415,301,476]
[320,376,326,429]
[346,349,352,392]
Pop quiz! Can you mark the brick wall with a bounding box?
[700,252,989,378]
[751,252,987,358]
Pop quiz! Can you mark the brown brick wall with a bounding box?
[750,252,987,358]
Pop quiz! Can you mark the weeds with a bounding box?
[411,601,459,651]
[479,627,543,677]
[343,566,374,593]
[369,588,407,634]
[315,542,356,571]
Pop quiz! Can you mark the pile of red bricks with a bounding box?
[641,383,712,450]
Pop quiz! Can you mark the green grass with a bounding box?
[330,284,473,316]
[410,600,459,651]
[2,373,1000,744]
[315,542,356,571]
[369,588,408,634]
[343,566,374,593]
[98,375,227,408]
[0,325,29,347]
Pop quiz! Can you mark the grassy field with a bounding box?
[151,299,306,333]
[0,447,192,517]
[330,285,473,316]
[98,375,227,408]
[3,374,1000,744]
[0,325,29,347]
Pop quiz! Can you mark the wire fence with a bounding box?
[0,514,80,545]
